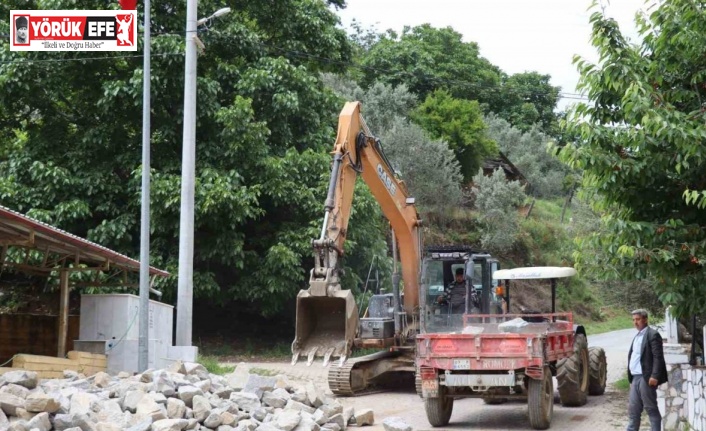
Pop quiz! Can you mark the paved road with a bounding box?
[234,328,643,430]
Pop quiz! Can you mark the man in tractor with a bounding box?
[626,308,667,431]
[438,268,478,313]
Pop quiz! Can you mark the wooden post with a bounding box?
[57,270,69,358]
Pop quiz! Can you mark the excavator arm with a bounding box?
[291,101,421,367]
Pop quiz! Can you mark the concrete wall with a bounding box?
[660,361,706,430]
[658,309,706,430]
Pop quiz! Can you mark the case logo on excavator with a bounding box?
[377,164,397,197]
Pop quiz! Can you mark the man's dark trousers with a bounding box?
[626,374,661,431]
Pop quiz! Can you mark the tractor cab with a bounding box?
[420,247,502,334]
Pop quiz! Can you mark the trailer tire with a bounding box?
[557,333,589,407]
[424,387,453,427]
[588,346,607,395]
[528,366,553,430]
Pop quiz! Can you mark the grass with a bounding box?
[250,367,279,376]
[198,338,291,361]
[583,308,635,335]
[198,355,235,375]
[613,375,630,391]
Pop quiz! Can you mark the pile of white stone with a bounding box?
[0,362,377,431]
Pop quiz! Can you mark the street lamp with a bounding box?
[176,3,231,347]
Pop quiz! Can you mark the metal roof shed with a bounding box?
[0,205,169,357]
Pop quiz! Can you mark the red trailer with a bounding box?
[416,267,607,430]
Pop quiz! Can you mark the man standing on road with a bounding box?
[626,309,668,431]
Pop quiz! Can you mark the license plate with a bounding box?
[422,379,439,397]
[453,359,471,370]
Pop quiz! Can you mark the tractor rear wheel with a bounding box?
[557,333,589,407]
[424,386,454,427]
[588,346,607,395]
[528,366,553,430]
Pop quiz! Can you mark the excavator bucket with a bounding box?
[292,287,359,367]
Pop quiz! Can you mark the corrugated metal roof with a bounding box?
[0,205,168,277]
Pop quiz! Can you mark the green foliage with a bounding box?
[485,114,570,198]
[380,118,463,213]
[413,90,497,180]
[498,72,560,133]
[198,355,235,375]
[358,25,504,112]
[471,169,526,252]
[0,0,368,316]
[320,77,463,214]
[582,311,635,336]
[560,0,706,318]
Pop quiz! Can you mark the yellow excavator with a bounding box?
[291,101,501,395]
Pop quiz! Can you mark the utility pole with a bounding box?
[176,0,198,347]
[175,3,231,347]
[138,0,152,371]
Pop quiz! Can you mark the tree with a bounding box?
[560,0,706,318]
[0,0,363,315]
[358,25,504,113]
[380,118,463,213]
[485,114,569,198]
[498,72,561,133]
[321,76,463,213]
[413,90,497,181]
[471,169,526,252]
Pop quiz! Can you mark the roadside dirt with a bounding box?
[235,360,630,431]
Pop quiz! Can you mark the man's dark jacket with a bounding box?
[627,326,668,385]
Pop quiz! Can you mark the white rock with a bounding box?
[354,409,374,426]
[123,390,146,413]
[191,395,211,422]
[305,382,325,408]
[0,392,25,416]
[276,410,302,431]
[225,362,250,391]
[167,398,186,419]
[674,397,684,407]
[664,412,678,430]
[382,417,411,431]
[27,412,51,431]
[285,400,315,415]
[230,392,261,412]
[0,408,8,428]
[204,412,223,428]
[25,393,60,413]
[0,383,30,399]
[152,418,189,431]
[177,385,203,407]
[3,371,38,389]
[293,412,320,431]
[135,393,167,422]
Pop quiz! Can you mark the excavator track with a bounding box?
[327,350,406,396]
[327,360,359,396]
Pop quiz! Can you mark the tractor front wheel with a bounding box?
[588,346,607,395]
[557,333,589,407]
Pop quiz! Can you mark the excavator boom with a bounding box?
[292,102,421,366]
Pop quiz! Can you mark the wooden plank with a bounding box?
[0,367,22,375]
[67,351,107,361]
[57,270,69,358]
[20,363,79,372]
[13,354,76,367]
